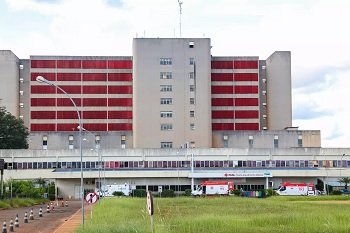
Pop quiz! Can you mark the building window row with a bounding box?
[160,98,172,105]
[160,85,173,92]
[160,58,172,65]
[160,142,173,148]
[161,124,173,131]
[160,111,173,118]
[160,72,172,79]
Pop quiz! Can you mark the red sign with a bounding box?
[146,191,154,216]
[85,192,98,205]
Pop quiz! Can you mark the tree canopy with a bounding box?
[0,106,29,149]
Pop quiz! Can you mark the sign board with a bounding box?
[0,159,4,170]
[189,171,272,178]
[158,186,162,193]
[146,191,154,216]
[85,192,99,205]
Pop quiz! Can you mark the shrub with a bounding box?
[331,190,342,195]
[112,191,124,196]
[231,189,242,196]
[184,189,192,196]
[132,189,146,197]
[161,189,175,198]
[266,188,278,197]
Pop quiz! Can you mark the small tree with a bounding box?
[338,177,350,189]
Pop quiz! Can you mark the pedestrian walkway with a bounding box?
[53,205,91,233]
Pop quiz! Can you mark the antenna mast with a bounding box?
[177,0,183,37]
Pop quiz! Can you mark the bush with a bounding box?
[331,190,342,195]
[266,189,278,197]
[112,191,124,196]
[231,189,242,196]
[184,189,192,196]
[161,189,175,198]
[132,189,146,197]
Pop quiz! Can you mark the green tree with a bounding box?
[0,106,29,149]
[338,177,350,189]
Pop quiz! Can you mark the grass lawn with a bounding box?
[76,196,350,233]
[0,198,46,209]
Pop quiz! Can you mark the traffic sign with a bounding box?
[85,192,99,205]
[146,191,153,215]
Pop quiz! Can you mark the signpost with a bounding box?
[0,159,4,197]
[146,191,154,233]
[85,192,98,223]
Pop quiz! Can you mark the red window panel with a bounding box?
[83,73,107,81]
[211,61,234,69]
[235,110,259,119]
[31,73,56,81]
[211,73,233,81]
[235,98,259,106]
[57,111,81,119]
[83,86,107,94]
[108,60,132,69]
[31,85,56,94]
[57,60,81,68]
[234,73,258,81]
[108,73,132,81]
[83,111,107,119]
[234,60,258,69]
[82,60,107,69]
[57,73,81,81]
[235,123,259,130]
[234,86,258,94]
[108,111,132,119]
[57,86,81,94]
[57,98,82,106]
[31,98,56,106]
[212,111,234,119]
[211,98,234,106]
[57,124,79,131]
[31,111,56,119]
[83,123,107,131]
[108,86,132,94]
[31,124,56,131]
[31,60,56,68]
[211,86,233,94]
[83,98,107,106]
[108,123,132,131]
[108,98,132,106]
[212,123,234,130]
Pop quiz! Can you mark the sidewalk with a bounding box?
[53,205,91,233]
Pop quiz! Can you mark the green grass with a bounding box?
[0,198,45,209]
[75,196,350,233]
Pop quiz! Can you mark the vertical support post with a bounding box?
[191,153,194,191]
[0,169,3,198]
[266,177,269,189]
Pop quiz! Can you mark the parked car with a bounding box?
[339,189,350,195]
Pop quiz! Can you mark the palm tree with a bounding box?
[338,177,350,189]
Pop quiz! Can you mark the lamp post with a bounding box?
[36,76,85,226]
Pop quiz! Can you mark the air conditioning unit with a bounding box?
[19,65,24,69]
[262,90,267,95]
[263,127,267,130]
[223,135,228,140]
[262,102,267,106]
[19,78,24,83]
[262,79,267,83]
[263,114,267,118]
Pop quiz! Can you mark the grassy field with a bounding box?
[0,198,46,209]
[76,196,350,233]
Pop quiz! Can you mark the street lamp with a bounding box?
[36,76,85,226]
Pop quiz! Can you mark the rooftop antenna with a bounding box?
[177,0,183,37]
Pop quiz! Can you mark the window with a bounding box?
[161,142,173,148]
[190,111,195,117]
[190,123,195,130]
[274,135,279,148]
[189,58,195,65]
[248,136,253,148]
[121,135,126,149]
[160,98,172,105]
[190,85,195,92]
[161,111,173,118]
[189,41,194,48]
[68,135,74,150]
[160,72,172,79]
[190,141,195,148]
[161,124,173,131]
[190,98,195,105]
[43,135,48,150]
[160,58,172,65]
[189,72,194,79]
[298,135,302,147]
[160,85,173,92]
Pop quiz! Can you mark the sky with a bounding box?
[1,0,349,147]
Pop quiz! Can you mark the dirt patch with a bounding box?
[0,200,81,233]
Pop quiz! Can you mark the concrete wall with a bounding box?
[19,59,30,128]
[0,50,19,117]
[266,51,292,130]
[133,38,212,148]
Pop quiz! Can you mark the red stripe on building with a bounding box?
[108,98,132,106]
[212,110,234,119]
[234,86,258,94]
[57,124,79,131]
[234,60,258,69]
[82,86,107,94]
[31,111,56,119]
[108,123,132,131]
[57,111,81,119]
[31,124,56,131]
[31,85,56,94]
[108,111,132,119]
[83,111,107,119]
[83,73,107,81]
[211,61,233,69]
[57,60,81,68]
[211,98,234,106]
[82,60,107,69]
[57,98,82,106]
[31,60,56,68]
[212,123,234,130]
[234,73,258,81]
[57,73,81,81]
[235,98,259,106]
[31,73,56,81]
[108,73,132,81]
[108,86,132,94]
[235,123,259,130]
[235,110,259,119]
[31,98,56,106]
[83,98,107,106]
[57,86,81,94]
[211,73,233,81]
[83,123,107,131]
[211,86,233,94]
[108,60,132,69]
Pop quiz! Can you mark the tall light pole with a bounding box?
[36,76,85,226]
[340,154,346,187]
